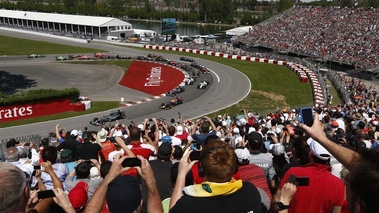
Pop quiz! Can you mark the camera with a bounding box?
[149,118,153,122]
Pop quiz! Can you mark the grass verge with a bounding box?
[0,35,105,55]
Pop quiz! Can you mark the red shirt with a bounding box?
[238,164,272,200]
[99,141,116,163]
[126,142,156,159]
[280,163,345,213]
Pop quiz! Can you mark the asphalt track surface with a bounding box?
[0,30,251,138]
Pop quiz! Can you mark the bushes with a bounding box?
[0,87,80,106]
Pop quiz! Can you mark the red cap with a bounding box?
[69,182,88,210]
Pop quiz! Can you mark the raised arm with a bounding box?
[55,124,62,142]
[114,137,135,157]
[300,113,359,171]
[84,154,130,213]
[135,155,163,213]
[170,150,198,209]
[204,116,216,131]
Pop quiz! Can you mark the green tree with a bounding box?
[340,0,354,7]
[276,0,294,13]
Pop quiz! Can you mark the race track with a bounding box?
[0,30,251,138]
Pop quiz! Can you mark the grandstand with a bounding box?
[236,6,379,69]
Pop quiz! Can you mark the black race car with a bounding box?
[180,56,195,62]
[89,110,126,126]
[166,86,185,96]
[160,97,184,110]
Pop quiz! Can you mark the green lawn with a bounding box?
[0,35,104,55]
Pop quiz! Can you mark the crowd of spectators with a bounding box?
[1,89,379,212]
[236,6,379,68]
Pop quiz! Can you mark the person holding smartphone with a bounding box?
[274,138,345,213]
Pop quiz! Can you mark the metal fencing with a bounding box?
[0,135,42,162]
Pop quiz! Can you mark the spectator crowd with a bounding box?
[236,6,379,68]
[1,86,379,212]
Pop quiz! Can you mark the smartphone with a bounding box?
[38,190,56,199]
[189,151,201,161]
[295,177,310,186]
[34,165,41,170]
[121,157,141,167]
[300,107,314,127]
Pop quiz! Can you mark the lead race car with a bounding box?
[160,97,184,110]
[89,110,126,126]
[28,54,46,58]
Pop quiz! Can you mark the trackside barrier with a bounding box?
[0,135,42,162]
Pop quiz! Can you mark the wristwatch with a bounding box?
[275,202,290,211]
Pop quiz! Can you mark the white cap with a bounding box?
[71,129,78,136]
[240,118,247,125]
[176,125,184,135]
[247,112,254,117]
[307,138,331,161]
[235,148,250,163]
[233,127,240,134]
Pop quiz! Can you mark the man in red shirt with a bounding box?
[95,129,116,163]
[235,147,272,201]
[275,138,345,213]
[126,126,157,159]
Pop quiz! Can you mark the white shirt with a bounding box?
[170,136,182,146]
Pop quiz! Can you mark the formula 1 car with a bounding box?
[197,79,209,89]
[77,55,92,60]
[180,56,195,62]
[155,55,168,62]
[185,76,196,85]
[116,55,132,59]
[55,56,68,61]
[160,97,184,110]
[200,66,210,74]
[28,54,46,58]
[166,86,185,96]
[137,55,153,61]
[89,110,126,126]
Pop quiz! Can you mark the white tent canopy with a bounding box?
[0,9,132,28]
[226,26,252,36]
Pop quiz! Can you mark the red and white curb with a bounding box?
[120,94,167,107]
[144,45,325,106]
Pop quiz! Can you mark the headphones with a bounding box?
[198,147,238,178]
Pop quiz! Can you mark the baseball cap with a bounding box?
[248,132,263,149]
[330,121,339,128]
[90,167,100,180]
[158,143,172,156]
[176,125,184,135]
[161,135,172,143]
[6,138,17,148]
[97,129,108,142]
[70,129,78,137]
[68,182,88,211]
[248,112,254,118]
[82,131,91,140]
[307,138,331,161]
[235,148,250,163]
[233,127,240,134]
[272,144,285,156]
[106,175,142,213]
[60,149,72,163]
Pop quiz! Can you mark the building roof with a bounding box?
[0,9,132,28]
[226,26,252,36]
